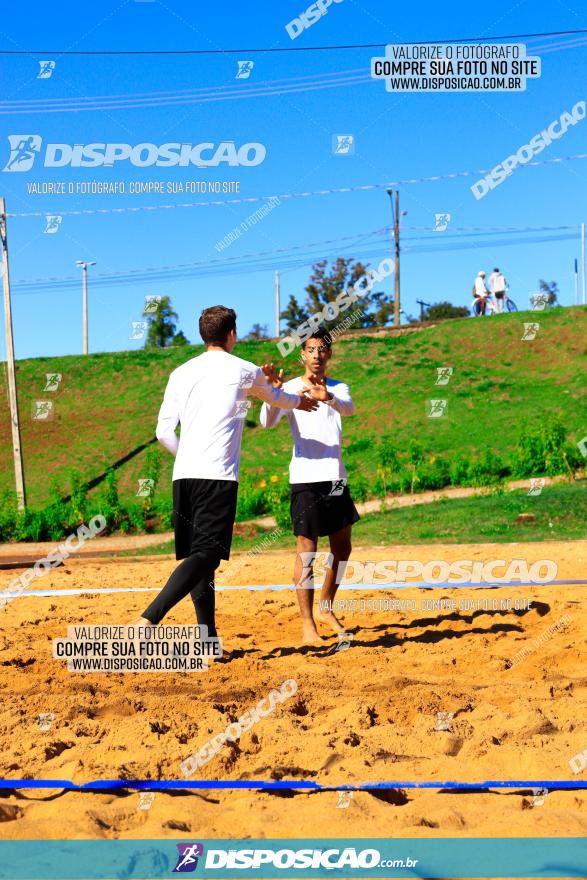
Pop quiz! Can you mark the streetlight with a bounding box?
[75,260,96,354]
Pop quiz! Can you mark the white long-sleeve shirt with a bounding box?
[259,376,354,483]
[474,276,489,296]
[156,350,303,482]
[488,271,507,293]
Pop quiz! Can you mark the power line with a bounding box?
[2,34,585,114]
[10,226,580,294]
[0,70,371,113]
[7,154,587,219]
[1,28,586,54]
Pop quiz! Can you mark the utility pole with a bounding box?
[581,223,586,305]
[76,260,96,354]
[275,270,280,337]
[574,258,579,306]
[0,198,26,510]
[387,189,401,327]
[416,299,430,322]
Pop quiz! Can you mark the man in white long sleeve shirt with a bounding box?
[137,305,318,641]
[260,327,359,643]
[488,267,507,314]
[473,270,489,315]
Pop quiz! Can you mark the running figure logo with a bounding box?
[434,710,454,731]
[433,213,451,232]
[435,367,453,386]
[427,399,448,418]
[527,478,545,497]
[144,295,162,313]
[136,478,155,497]
[236,61,254,79]
[130,321,148,340]
[37,60,56,79]
[3,135,42,172]
[521,322,540,341]
[239,370,256,390]
[333,135,355,156]
[298,551,334,588]
[336,790,354,808]
[336,632,354,651]
[44,373,62,392]
[32,400,53,420]
[44,215,62,234]
[173,843,204,872]
[233,400,251,419]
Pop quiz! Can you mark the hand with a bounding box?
[296,390,319,412]
[261,362,284,389]
[304,374,332,402]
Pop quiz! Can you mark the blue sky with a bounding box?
[1,0,586,360]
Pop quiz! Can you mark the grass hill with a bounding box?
[0,307,585,522]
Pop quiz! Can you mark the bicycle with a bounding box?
[471,290,517,315]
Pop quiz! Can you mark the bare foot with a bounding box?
[315,609,346,635]
[302,620,323,644]
[131,617,154,629]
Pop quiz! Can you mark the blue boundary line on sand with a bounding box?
[0,779,585,791]
[3,579,587,598]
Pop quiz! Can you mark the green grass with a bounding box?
[120,482,586,555]
[1,306,586,510]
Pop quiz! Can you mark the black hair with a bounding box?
[301,327,332,349]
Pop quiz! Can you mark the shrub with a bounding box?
[450,453,470,487]
[348,470,370,502]
[466,449,503,487]
[415,457,451,491]
[511,415,569,478]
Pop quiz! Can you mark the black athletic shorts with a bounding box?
[173,477,238,561]
[290,480,360,538]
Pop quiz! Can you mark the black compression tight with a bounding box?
[142,549,220,636]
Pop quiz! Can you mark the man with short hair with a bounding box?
[260,328,359,643]
[136,305,319,639]
[488,267,507,313]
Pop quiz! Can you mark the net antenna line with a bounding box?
[1,27,587,53]
[2,579,587,599]
[0,778,585,791]
[6,153,587,219]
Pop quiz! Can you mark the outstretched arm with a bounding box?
[156,374,180,455]
[306,376,355,416]
[249,365,319,412]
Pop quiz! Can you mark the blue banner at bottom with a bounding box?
[0,838,585,878]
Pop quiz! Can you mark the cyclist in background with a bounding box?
[488,267,508,314]
[473,271,489,315]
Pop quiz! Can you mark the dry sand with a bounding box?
[0,540,586,842]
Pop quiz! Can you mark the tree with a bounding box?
[242,323,269,341]
[279,258,394,336]
[537,280,559,306]
[280,295,308,332]
[143,296,178,349]
[303,257,393,331]
[170,330,189,346]
[422,301,470,321]
[361,290,395,327]
[143,296,190,348]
